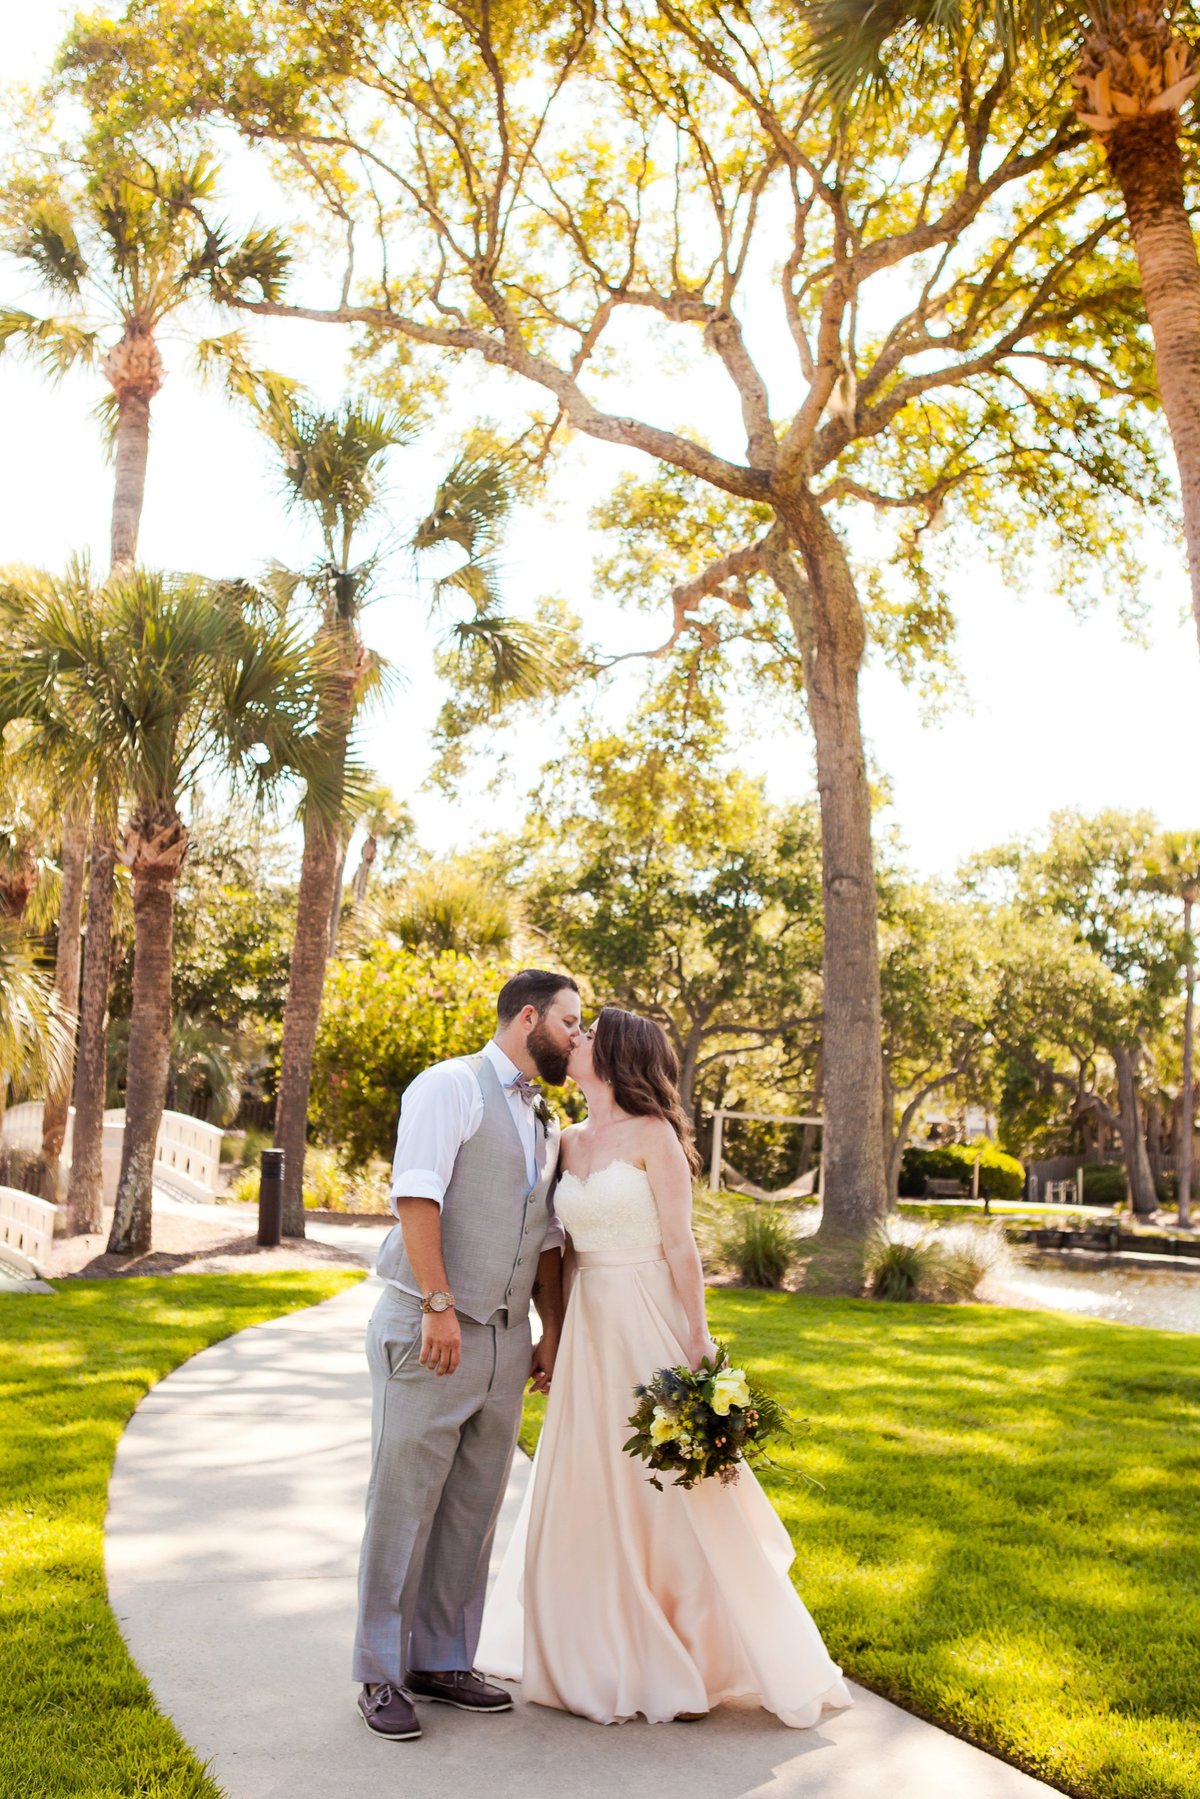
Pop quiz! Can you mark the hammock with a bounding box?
[718,1158,818,1203]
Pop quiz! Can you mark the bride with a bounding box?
[478,1005,852,1728]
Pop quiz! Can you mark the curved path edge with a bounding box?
[105,1278,1062,1799]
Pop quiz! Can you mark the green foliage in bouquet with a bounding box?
[623,1347,792,1491]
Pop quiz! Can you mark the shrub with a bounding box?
[720,1204,795,1288]
[311,944,500,1166]
[867,1219,1009,1302]
[1081,1163,1128,1207]
[225,1147,388,1213]
[899,1139,1025,1203]
[868,1232,939,1301]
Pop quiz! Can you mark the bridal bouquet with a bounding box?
[623,1347,790,1491]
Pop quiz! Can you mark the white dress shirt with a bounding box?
[389,1039,565,1256]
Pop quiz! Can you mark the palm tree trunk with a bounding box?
[106,325,162,568]
[1179,895,1194,1227]
[1103,115,1200,648]
[1113,1043,1158,1216]
[348,834,378,914]
[69,372,156,1222]
[41,800,89,1209]
[275,811,343,1235]
[66,839,115,1234]
[275,633,357,1235]
[766,510,887,1279]
[327,844,347,956]
[108,864,176,1256]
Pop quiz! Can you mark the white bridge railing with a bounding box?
[0,1186,57,1275]
[0,1103,223,1205]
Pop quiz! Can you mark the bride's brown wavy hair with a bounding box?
[590,1006,700,1175]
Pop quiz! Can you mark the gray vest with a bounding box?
[376,1052,560,1327]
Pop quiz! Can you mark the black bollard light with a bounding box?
[257,1147,284,1247]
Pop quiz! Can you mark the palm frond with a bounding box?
[12,199,89,296]
[0,309,100,378]
[91,390,120,461]
[412,452,516,559]
[193,329,303,420]
[211,223,293,302]
[449,612,574,705]
[800,0,974,111]
[267,396,423,546]
[0,918,73,1097]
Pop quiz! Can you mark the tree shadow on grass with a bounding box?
[703,1288,1200,1799]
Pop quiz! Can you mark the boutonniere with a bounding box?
[534,1094,555,1130]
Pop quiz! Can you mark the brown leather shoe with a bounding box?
[405,1668,513,1712]
[358,1682,422,1739]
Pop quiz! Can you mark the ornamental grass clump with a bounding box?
[868,1219,1009,1302]
[720,1203,796,1287]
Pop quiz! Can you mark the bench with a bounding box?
[0,1185,58,1277]
[922,1176,969,1199]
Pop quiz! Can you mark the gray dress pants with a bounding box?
[352,1286,531,1684]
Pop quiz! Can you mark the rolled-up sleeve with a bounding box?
[389,1062,478,1215]
[540,1200,566,1253]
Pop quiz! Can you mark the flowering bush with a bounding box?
[624,1346,790,1490]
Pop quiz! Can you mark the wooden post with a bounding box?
[709,1111,725,1193]
[972,1152,981,1201]
[1077,1166,1084,1207]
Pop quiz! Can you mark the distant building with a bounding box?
[913,1098,996,1144]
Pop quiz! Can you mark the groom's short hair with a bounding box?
[497,968,579,1024]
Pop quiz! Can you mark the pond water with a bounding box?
[999,1254,1200,1335]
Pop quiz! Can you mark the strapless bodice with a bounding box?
[554,1160,663,1253]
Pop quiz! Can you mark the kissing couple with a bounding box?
[353,968,851,1740]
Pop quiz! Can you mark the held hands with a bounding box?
[529,1328,559,1396]
[419,1308,461,1377]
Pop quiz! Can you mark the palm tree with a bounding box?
[0,562,333,1255]
[1143,831,1200,1225]
[803,0,1200,649]
[383,865,515,957]
[0,149,290,1216]
[260,401,570,1233]
[336,782,413,946]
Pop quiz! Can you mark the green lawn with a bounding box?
[0,1271,363,1799]
[523,1292,1200,1799]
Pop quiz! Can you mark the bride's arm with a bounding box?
[644,1123,717,1370]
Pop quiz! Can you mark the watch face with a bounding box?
[429,1292,451,1312]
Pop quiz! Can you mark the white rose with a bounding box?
[708,1367,751,1416]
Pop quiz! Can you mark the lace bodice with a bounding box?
[554,1160,663,1253]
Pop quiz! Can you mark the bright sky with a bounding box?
[3,6,1197,880]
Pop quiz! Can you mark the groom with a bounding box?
[353,968,582,1742]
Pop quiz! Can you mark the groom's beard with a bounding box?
[527,1020,569,1088]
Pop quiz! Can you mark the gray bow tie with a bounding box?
[508,1073,537,1107]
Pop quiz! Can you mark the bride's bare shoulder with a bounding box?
[634,1115,686,1161]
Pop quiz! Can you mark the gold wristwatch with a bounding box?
[419,1289,455,1314]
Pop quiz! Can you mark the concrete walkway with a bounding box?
[105,1279,1062,1799]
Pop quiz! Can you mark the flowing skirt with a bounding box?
[477,1245,853,1727]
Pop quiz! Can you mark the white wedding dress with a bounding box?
[477,1159,852,1727]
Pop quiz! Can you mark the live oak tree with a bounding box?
[521,663,825,1123]
[877,881,998,1202]
[67,0,1168,1272]
[968,810,1180,1214]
